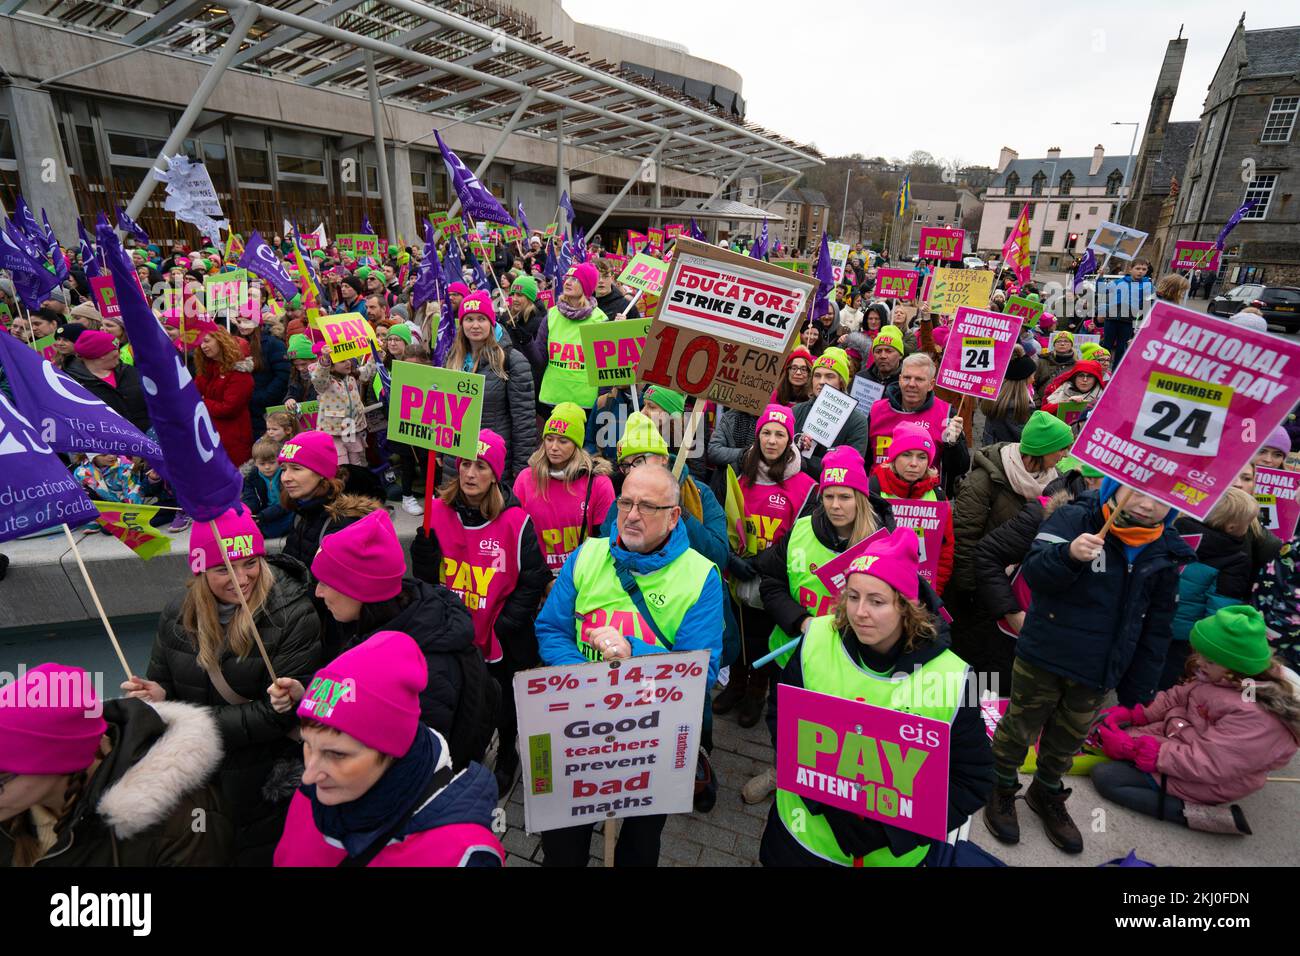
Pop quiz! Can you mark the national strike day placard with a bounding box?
[934,306,1019,399]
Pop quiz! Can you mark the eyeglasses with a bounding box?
[789,364,811,374]
[615,498,676,516]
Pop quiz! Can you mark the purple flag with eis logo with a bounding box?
[516,200,530,236]
[1073,247,1097,292]
[434,130,514,226]
[689,217,707,241]
[114,205,150,245]
[1215,200,1257,250]
[1,217,59,309]
[0,390,97,542]
[0,330,164,469]
[12,195,45,247]
[239,230,299,301]
[97,220,242,521]
[412,219,442,314]
[77,219,101,279]
[750,219,769,260]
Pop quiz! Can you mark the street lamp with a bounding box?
[839,167,852,241]
[1112,121,1141,224]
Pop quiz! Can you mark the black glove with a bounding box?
[728,554,757,580]
[821,806,890,859]
[410,527,438,579]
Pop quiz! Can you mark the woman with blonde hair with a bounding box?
[120,507,321,865]
[195,327,255,467]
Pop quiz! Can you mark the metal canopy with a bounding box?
[572,194,783,224]
[14,0,823,179]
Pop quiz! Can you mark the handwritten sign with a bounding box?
[388,360,484,459]
[926,268,993,317]
[850,375,885,416]
[801,384,857,448]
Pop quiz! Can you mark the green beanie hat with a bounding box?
[813,347,851,389]
[286,333,316,361]
[1019,410,1075,457]
[873,325,905,356]
[311,249,327,261]
[1052,330,1075,349]
[1190,606,1273,676]
[355,266,373,280]
[289,293,304,310]
[644,385,685,417]
[385,323,412,345]
[617,412,670,461]
[510,275,538,302]
[544,402,587,442]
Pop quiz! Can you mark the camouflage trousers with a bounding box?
[991,657,1106,788]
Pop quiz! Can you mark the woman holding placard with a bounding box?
[531,262,609,413]
[759,530,993,867]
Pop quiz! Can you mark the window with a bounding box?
[1106,170,1122,196]
[1242,175,1276,219]
[0,115,17,163]
[1056,204,1069,221]
[1009,201,1022,218]
[1262,96,1298,143]
[1004,227,1013,242]
[1202,112,1218,156]
[277,154,326,179]
[365,165,379,194]
[1042,230,1055,247]
[1089,205,1098,215]
[411,167,427,190]
[1005,172,1019,194]
[235,146,270,186]
[1059,171,1074,196]
[1031,172,1045,196]
[106,131,167,160]
[937,215,945,223]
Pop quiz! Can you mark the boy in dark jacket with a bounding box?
[242,438,294,538]
[983,478,1193,854]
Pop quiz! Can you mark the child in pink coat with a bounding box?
[1095,605,1300,834]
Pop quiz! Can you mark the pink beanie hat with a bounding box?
[755,403,795,440]
[298,631,427,757]
[569,262,599,297]
[846,528,921,602]
[74,329,118,360]
[819,446,870,497]
[469,428,506,480]
[888,422,936,465]
[0,663,108,774]
[448,281,471,298]
[312,509,405,603]
[1263,424,1292,454]
[931,326,950,350]
[278,429,338,479]
[188,505,265,573]
[458,290,496,326]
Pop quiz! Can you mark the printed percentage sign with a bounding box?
[547,674,565,690]
[722,342,739,365]
[562,675,580,689]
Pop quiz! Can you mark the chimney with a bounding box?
[1090,144,1105,176]
[1046,146,1062,159]
[997,146,1018,174]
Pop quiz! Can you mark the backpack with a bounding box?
[445,642,501,770]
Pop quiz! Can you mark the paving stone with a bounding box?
[698,846,748,867]
[502,827,540,859]
[678,816,736,853]
[660,839,703,865]
[715,806,767,839]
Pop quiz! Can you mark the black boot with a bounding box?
[982,781,1022,844]
[737,671,768,728]
[494,745,520,800]
[1025,778,1083,854]
[712,663,748,716]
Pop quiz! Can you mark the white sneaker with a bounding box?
[401,495,424,516]
[741,766,777,804]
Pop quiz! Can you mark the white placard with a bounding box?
[802,384,858,448]
[850,375,884,416]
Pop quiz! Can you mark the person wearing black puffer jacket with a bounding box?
[122,508,322,867]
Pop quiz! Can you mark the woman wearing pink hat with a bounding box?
[273,631,505,866]
[277,429,380,569]
[413,429,549,795]
[119,507,322,865]
[717,404,818,727]
[868,421,956,595]
[440,290,537,484]
[529,261,609,412]
[760,529,993,867]
[0,662,233,866]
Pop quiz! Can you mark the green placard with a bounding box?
[336,234,356,253]
[353,234,379,256]
[528,733,553,796]
[265,401,319,416]
[471,240,493,259]
[579,317,651,387]
[0,302,12,326]
[387,360,485,459]
[617,253,669,295]
[30,333,56,354]
[1005,294,1044,327]
[204,268,248,315]
[543,222,560,238]
[771,259,812,275]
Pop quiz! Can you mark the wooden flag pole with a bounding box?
[62,524,133,682]
[210,519,278,681]
[1097,487,1133,539]
[672,399,704,480]
[604,819,617,867]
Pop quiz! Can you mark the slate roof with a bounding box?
[1243,26,1300,77]
[909,183,958,202]
[990,155,1137,189]
[1148,122,1198,192]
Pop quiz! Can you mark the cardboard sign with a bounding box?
[387,360,484,459]
[926,268,994,317]
[316,313,376,362]
[776,684,951,842]
[1071,302,1300,520]
[888,499,950,586]
[1255,467,1300,540]
[850,375,885,415]
[515,651,709,833]
[828,241,851,285]
[617,253,669,296]
[1088,221,1148,261]
[88,275,123,321]
[636,238,815,416]
[919,227,964,262]
[935,306,1020,399]
[1005,295,1043,327]
[204,269,248,316]
[1170,241,1221,272]
[801,384,858,448]
[872,268,919,301]
[580,317,651,387]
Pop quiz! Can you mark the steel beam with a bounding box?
[121,0,209,45]
[588,132,672,236]
[229,0,370,69]
[365,51,398,242]
[447,89,536,219]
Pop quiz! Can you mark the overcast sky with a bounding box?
[564,0,1297,166]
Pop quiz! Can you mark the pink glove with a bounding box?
[1131,703,1148,727]
[1098,723,1137,762]
[1100,705,1133,729]
[1133,735,1162,774]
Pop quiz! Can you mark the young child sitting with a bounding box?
[240,438,294,538]
[1096,605,1300,835]
[73,452,144,505]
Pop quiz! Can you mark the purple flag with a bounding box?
[40,211,68,286]
[1,217,60,309]
[411,219,442,313]
[114,205,150,245]
[516,200,530,236]
[442,235,463,288]
[689,217,707,241]
[573,225,588,265]
[556,233,573,282]
[0,390,98,542]
[559,190,576,225]
[1073,247,1097,292]
[239,230,298,302]
[0,330,164,468]
[434,130,514,226]
[97,220,242,521]
[750,220,769,260]
[812,231,834,320]
[77,219,101,279]
[1215,200,1257,250]
[13,195,44,246]
[543,239,560,286]
[361,215,375,236]
[290,220,320,295]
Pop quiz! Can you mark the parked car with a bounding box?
[1208,284,1300,331]
[962,255,986,270]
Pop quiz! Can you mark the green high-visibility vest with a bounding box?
[538,305,608,408]
[767,516,838,668]
[776,615,967,867]
[569,535,715,663]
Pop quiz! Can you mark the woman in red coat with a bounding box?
[195,328,255,467]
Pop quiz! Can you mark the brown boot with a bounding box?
[712,664,748,715]
[1025,778,1083,854]
[982,782,1022,844]
[737,671,768,728]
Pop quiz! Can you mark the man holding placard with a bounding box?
[868,353,969,491]
[793,348,869,478]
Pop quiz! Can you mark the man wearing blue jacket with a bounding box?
[983,478,1193,855]
[535,458,724,866]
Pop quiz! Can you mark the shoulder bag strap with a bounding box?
[611,555,673,650]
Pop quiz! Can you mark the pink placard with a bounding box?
[647,227,665,255]
[919,227,964,262]
[537,288,554,309]
[979,697,1008,741]
[300,233,321,251]
[934,306,1020,399]
[812,528,889,596]
[1255,467,1300,540]
[886,499,950,586]
[1071,302,1300,520]
[1170,241,1220,272]
[775,684,952,842]
[872,268,919,301]
[665,223,684,240]
[89,275,122,321]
